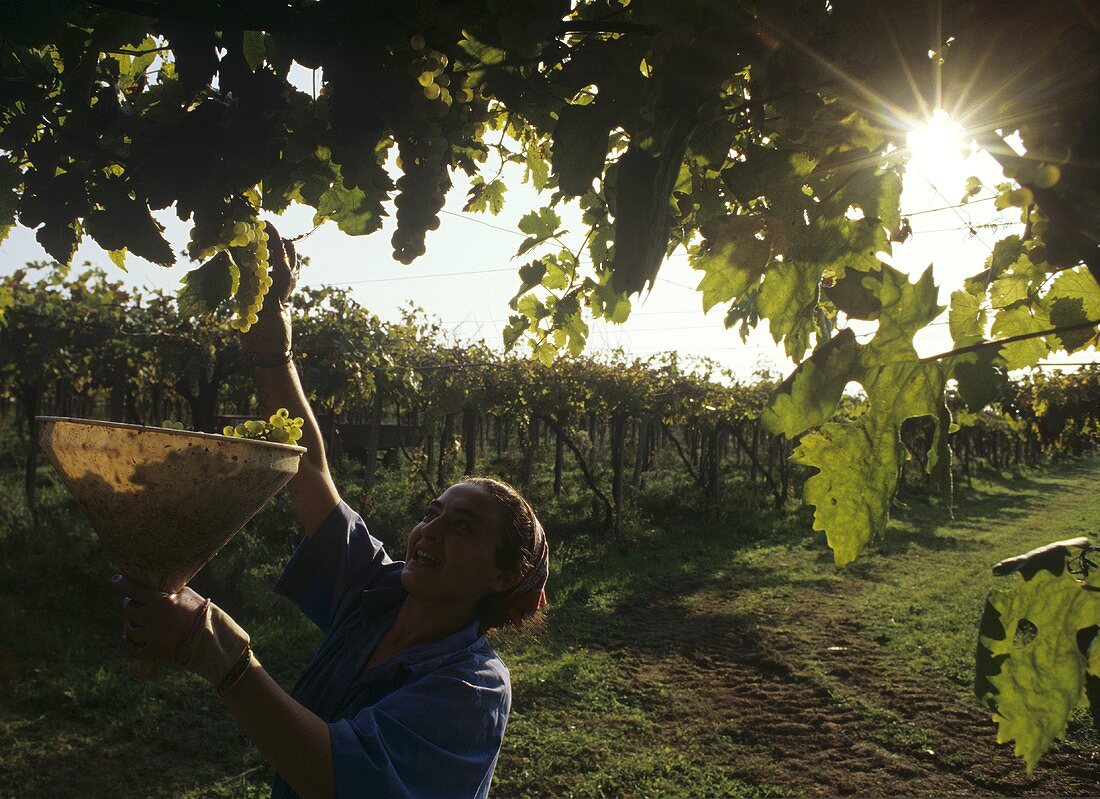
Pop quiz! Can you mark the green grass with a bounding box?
[0,456,1097,797]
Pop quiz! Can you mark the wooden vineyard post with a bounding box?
[363,388,383,492]
[463,405,477,476]
[554,426,564,496]
[611,414,626,535]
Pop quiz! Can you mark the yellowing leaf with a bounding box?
[464,177,506,215]
[108,248,128,272]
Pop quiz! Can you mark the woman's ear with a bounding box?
[490,566,521,594]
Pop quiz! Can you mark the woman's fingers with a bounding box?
[111,573,169,603]
[109,577,208,663]
[262,223,298,306]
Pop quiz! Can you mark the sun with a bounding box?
[905,109,971,191]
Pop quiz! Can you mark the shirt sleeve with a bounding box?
[273,500,394,633]
[328,659,511,799]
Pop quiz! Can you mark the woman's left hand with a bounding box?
[111,574,207,662]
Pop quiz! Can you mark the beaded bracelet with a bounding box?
[215,645,254,696]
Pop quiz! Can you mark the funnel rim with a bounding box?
[35,416,307,455]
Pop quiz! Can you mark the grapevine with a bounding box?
[3,0,1099,772]
[222,408,305,445]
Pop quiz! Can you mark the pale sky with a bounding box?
[2,69,1092,381]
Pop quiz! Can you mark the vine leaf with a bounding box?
[178,251,239,318]
[991,305,1051,369]
[516,207,562,256]
[763,264,948,565]
[948,288,987,347]
[761,328,860,435]
[314,181,384,236]
[976,539,1100,773]
[692,216,774,313]
[551,103,610,196]
[792,358,948,566]
[242,31,265,72]
[464,177,506,215]
[84,181,175,266]
[1045,267,1100,351]
[524,142,550,191]
[0,156,20,246]
[758,260,819,361]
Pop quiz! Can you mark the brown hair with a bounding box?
[459,476,544,629]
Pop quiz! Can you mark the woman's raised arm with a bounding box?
[242,225,340,536]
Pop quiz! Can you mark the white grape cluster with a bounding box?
[390,35,484,264]
[408,38,475,110]
[226,219,273,334]
[223,408,304,445]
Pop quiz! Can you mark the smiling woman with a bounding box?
[111,228,550,799]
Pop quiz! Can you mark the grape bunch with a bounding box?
[222,408,304,445]
[185,208,273,333]
[227,219,273,334]
[390,35,490,264]
[392,138,452,264]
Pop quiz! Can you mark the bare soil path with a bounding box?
[545,464,1100,797]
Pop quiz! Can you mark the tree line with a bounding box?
[2,262,1098,531]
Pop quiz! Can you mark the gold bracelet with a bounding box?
[215,645,254,696]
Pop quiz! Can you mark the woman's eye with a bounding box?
[422,509,436,521]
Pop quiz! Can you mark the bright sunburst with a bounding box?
[905,109,972,192]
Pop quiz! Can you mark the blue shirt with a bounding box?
[269,500,511,799]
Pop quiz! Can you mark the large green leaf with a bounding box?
[758,260,819,361]
[763,263,949,565]
[948,288,987,347]
[84,180,175,266]
[761,329,860,436]
[1044,267,1100,351]
[976,540,1100,772]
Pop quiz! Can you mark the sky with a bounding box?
[1,70,1093,383]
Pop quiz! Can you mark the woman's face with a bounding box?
[401,483,519,608]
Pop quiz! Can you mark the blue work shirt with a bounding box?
[269,500,511,799]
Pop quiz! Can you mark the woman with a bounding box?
[112,227,549,798]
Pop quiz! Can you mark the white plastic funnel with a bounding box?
[36,416,305,679]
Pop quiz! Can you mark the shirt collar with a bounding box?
[356,585,486,675]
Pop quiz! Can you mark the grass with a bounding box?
[0,455,1097,797]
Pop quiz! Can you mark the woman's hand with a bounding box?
[112,574,207,663]
[241,223,300,362]
[112,575,251,687]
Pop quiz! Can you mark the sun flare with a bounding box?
[905,109,972,192]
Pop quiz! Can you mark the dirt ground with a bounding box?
[579,583,1099,797]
